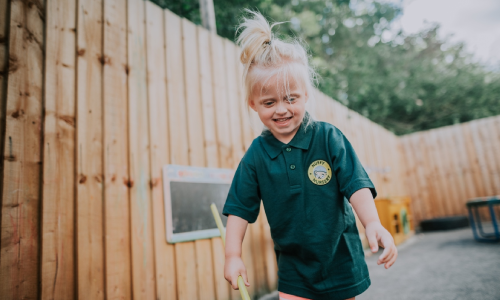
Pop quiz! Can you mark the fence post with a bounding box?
[199,0,216,33]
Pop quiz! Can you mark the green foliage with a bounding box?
[152,0,500,135]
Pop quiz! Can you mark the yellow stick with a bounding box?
[211,204,251,300]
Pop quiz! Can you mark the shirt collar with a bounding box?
[260,112,314,159]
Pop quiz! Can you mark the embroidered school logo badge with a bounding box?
[308,160,332,185]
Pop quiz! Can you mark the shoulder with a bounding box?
[240,136,263,166]
[313,120,345,141]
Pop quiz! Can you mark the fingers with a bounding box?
[240,270,250,287]
[377,244,398,269]
[224,273,239,290]
[231,276,239,290]
[367,233,379,253]
[385,247,398,269]
[377,246,390,265]
[377,235,395,264]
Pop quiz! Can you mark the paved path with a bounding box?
[259,228,500,300]
[359,228,500,300]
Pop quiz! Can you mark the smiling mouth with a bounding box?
[273,116,293,123]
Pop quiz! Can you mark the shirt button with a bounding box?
[290,164,296,170]
[286,147,292,152]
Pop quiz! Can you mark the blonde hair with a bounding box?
[236,10,317,125]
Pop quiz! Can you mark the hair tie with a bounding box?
[263,40,271,46]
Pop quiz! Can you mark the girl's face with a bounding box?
[249,72,308,144]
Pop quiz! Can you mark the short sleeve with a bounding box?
[222,153,261,223]
[329,127,377,201]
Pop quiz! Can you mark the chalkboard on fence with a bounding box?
[162,165,234,243]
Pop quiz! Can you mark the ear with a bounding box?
[304,90,309,103]
[249,99,257,112]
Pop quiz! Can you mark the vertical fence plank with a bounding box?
[197,26,219,169]
[211,236,230,300]
[224,40,245,166]
[165,10,199,300]
[127,0,157,298]
[76,0,105,298]
[428,130,449,216]
[469,121,493,197]
[413,133,433,219]
[0,0,44,298]
[488,117,500,194]
[0,0,8,168]
[211,35,233,169]
[103,0,132,298]
[145,3,177,300]
[41,0,76,299]
[447,125,472,213]
[194,239,216,300]
[400,136,423,223]
[454,124,478,201]
[462,123,486,197]
[182,19,206,168]
[165,10,189,165]
[0,0,7,283]
[440,129,463,215]
[175,242,199,300]
[477,118,500,195]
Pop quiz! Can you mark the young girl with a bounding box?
[222,11,397,300]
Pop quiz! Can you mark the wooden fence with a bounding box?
[400,115,500,224]
[1,0,479,299]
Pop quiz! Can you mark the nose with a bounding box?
[275,101,287,115]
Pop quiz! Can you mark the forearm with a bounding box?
[225,214,249,258]
[349,188,381,227]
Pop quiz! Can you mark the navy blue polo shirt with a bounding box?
[223,113,377,300]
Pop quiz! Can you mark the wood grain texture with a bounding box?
[175,241,199,300]
[197,26,219,168]
[0,0,44,298]
[210,34,232,169]
[145,2,176,299]
[224,40,245,167]
[76,0,105,298]
[211,237,230,300]
[127,0,157,298]
[488,117,500,194]
[400,116,500,223]
[165,9,189,165]
[103,0,132,298]
[0,0,8,185]
[165,11,199,300]
[195,239,216,300]
[182,17,218,300]
[182,19,206,168]
[41,0,76,298]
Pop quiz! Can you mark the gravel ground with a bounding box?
[259,228,500,300]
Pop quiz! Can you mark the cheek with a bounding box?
[257,107,275,120]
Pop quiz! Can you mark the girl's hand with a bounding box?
[365,222,398,269]
[224,255,250,290]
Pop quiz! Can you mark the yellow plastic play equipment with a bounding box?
[210,204,251,300]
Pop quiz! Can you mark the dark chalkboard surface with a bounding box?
[170,181,229,234]
[162,165,234,243]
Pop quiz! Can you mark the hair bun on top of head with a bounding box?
[236,9,317,124]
